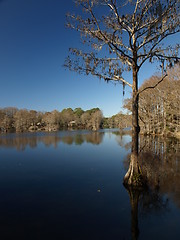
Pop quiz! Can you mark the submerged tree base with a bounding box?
[123,153,147,189]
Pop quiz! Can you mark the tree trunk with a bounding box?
[124,64,145,187]
[163,100,167,135]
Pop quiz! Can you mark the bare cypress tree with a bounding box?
[65,0,180,187]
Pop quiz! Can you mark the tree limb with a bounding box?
[138,74,168,96]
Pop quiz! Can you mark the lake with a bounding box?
[0,129,180,240]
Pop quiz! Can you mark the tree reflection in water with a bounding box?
[0,130,179,239]
[125,185,170,240]
[121,134,180,240]
[0,131,104,151]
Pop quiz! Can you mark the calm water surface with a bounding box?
[0,130,179,240]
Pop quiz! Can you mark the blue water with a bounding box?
[0,130,179,239]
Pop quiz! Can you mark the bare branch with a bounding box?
[138,74,168,96]
[107,0,133,33]
[66,0,180,95]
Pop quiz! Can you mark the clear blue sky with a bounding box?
[0,0,179,117]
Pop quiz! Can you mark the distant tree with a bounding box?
[74,107,84,117]
[91,109,103,130]
[86,107,101,115]
[79,108,103,129]
[42,110,60,131]
[80,111,91,128]
[0,112,11,132]
[73,108,85,127]
[28,110,38,130]
[113,112,131,129]
[14,109,29,132]
[60,108,75,128]
[102,117,109,128]
[103,112,131,129]
[0,107,18,132]
[65,0,180,187]
[51,110,61,129]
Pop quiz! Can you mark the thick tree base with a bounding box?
[123,154,146,189]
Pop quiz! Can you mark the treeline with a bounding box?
[124,64,180,138]
[103,112,131,129]
[0,106,131,133]
[0,107,103,133]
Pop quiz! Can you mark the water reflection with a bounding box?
[126,185,170,240]
[121,134,180,240]
[0,130,180,239]
[0,131,104,151]
[139,135,180,208]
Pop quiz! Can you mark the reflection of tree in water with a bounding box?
[0,135,60,151]
[112,131,132,150]
[121,134,180,207]
[126,187,140,240]
[139,188,169,216]
[60,132,104,145]
[61,135,74,145]
[0,135,38,151]
[85,131,103,145]
[123,135,180,239]
[139,135,180,208]
[0,131,104,150]
[126,185,169,240]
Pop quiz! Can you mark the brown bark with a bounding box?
[124,62,145,187]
